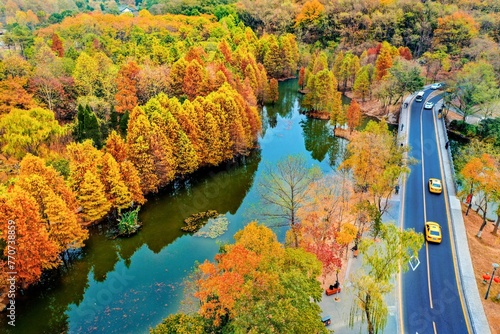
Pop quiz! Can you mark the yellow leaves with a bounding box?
[295,0,325,27]
[78,170,111,223]
[336,223,358,246]
[0,107,65,159]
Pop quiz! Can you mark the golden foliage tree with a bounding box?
[78,170,111,223]
[101,153,132,210]
[126,106,159,193]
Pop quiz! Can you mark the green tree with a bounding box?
[387,59,424,106]
[151,313,207,334]
[446,60,500,122]
[75,105,102,148]
[350,223,423,334]
[353,66,372,102]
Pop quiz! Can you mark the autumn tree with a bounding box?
[257,155,321,247]
[0,77,35,114]
[433,12,479,56]
[195,222,327,333]
[350,224,423,334]
[105,130,128,163]
[126,106,159,193]
[297,175,355,281]
[100,153,132,210]
[17,155,88,256]
[295,0,325,42]
[78,170,111,223]
[51,33,64,57]
[168,58,188,97]
[459,154,499,238]
[0,107,66,159]
[267,78,279,104]
[115,61,140,114]
[0,188,60,289]
[148,112,176,186]
[67,140,103,195]
[298,66,306,90]
[346,99,362,133]
[120,160,146,205]
[340,121,411,237]
[29,45,75,117]
[183,59,206,100]
[375,42,394,81]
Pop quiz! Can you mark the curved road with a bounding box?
[400,90,471,334]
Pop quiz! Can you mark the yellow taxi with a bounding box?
[425,221,442,244]
[428,178,442,194]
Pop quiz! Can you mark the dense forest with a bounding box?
[1,0,500,332]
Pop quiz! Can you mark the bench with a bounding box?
[322,315,331,326]
[325,286,341,296]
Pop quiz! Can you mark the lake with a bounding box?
[0,79,347,334]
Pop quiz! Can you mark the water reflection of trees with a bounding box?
[263,79,299,128]
[300,117,345,166]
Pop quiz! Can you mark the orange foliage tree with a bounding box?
[0,188,60,289]
[17,155,88,254]
[195,222,326,333]
[115,61,140,114]
[346,99,362,133]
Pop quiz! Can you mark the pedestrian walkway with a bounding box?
[319,198,401,333]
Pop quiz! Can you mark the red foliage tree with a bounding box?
[398,46,412,60]
[51,33,64,57]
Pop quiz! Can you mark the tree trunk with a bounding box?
[492,215,500,235]
[365,294,374,334]
[476,202,488,238]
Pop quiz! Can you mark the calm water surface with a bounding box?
[1,79,347,334]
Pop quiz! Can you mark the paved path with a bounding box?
[319,199,401,333]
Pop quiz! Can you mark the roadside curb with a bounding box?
[436,101,491,334]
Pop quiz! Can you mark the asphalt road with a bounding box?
[401,89,470,334]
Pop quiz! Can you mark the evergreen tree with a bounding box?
[75,105,102,148]
[119,111,130,135]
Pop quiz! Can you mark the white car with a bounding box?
[424,101,434,109]
[430,83,443,90]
